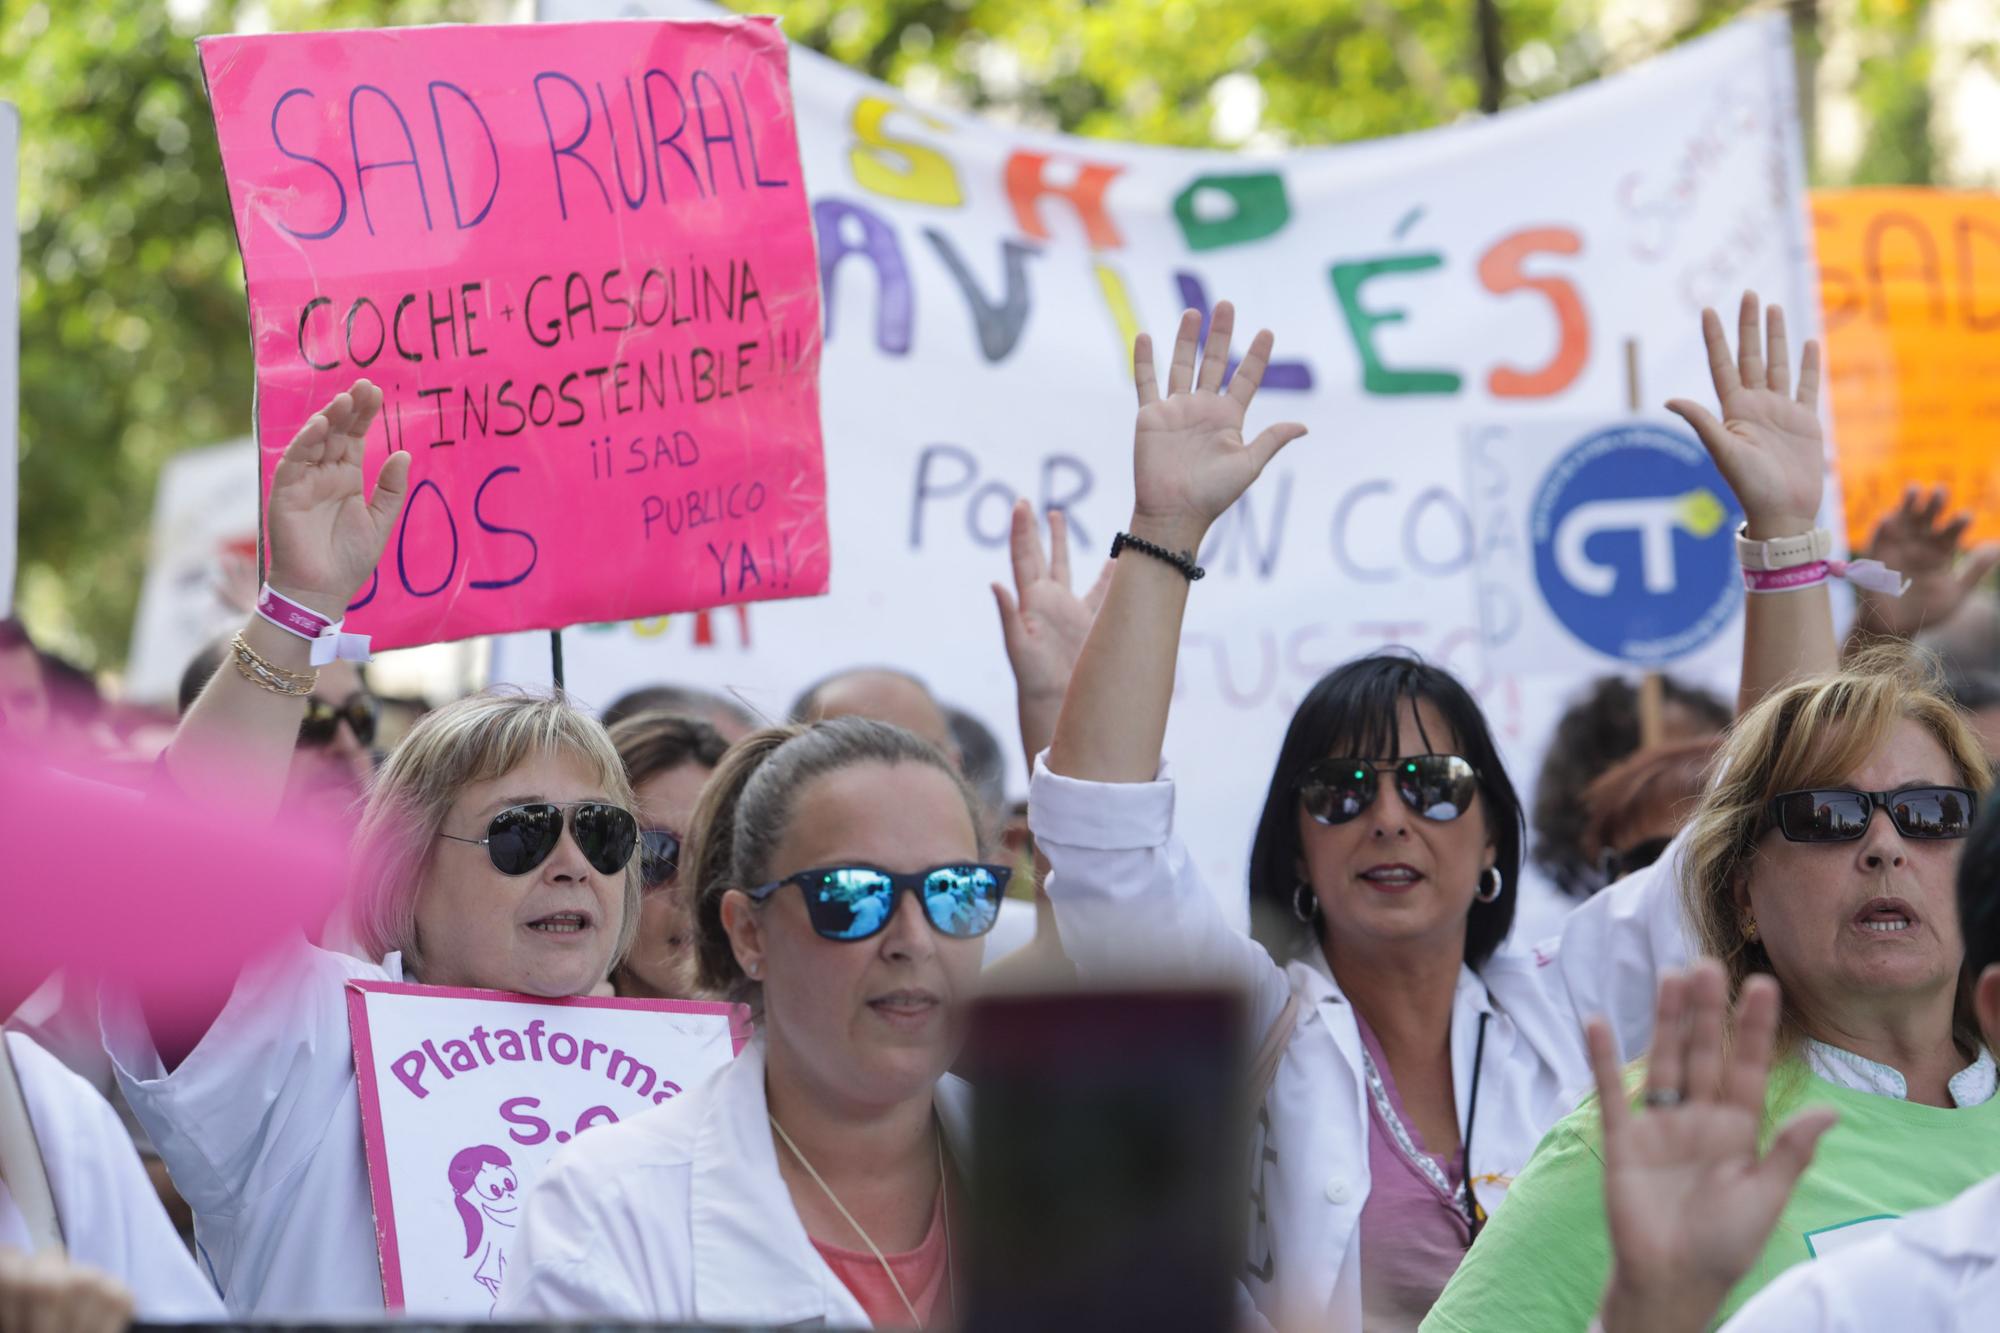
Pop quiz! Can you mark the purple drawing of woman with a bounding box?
[448,1144,518,1310]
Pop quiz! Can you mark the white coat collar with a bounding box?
[689,1038,973,1325]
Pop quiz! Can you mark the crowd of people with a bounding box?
[5,289,2000,1333]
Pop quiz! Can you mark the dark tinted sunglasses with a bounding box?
[639,828,683,890]
[439,801,639,876]
[748,863,1010,942]
[1298,754,1480,826]
[300,692,377,748]
[1599,836,1673,885]
[1767,786,1977,843]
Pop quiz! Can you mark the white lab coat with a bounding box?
[1719,1173,2000,1331]
[499,1037,972,1324]
[1029,758,1687,1333]
[100,942,405,1318]
[1,1032,222,1320]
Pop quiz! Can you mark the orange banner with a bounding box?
[1815,188,2000,546]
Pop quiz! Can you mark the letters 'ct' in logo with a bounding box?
[1530,424,1744,665]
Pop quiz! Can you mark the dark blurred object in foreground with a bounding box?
[963,989,1248,1333]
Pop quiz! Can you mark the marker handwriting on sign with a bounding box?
[204,20,829,650]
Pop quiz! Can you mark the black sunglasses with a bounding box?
[1767,786,1977,843]
[439,801,639,876]
[747,863,1010,942]
[1298,754,1480,827]
[300,692,377,748]
[1599,836,1673,885]
[639,828,683,891]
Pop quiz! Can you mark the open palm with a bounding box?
[1858,486,2000,637]
[1594,965,1835,1324]
[993,499,1111,705]
[1666,293,1825,537]
[265,380,411,614]
[1130,303,1306,545]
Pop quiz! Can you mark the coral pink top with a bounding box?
[811,1190,953,1328]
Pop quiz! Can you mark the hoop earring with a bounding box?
[1475,866,1503,904]
[1293,881,1320,924]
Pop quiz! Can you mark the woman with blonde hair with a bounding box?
[1424,645,2000,1331]
[103,381,642,1318]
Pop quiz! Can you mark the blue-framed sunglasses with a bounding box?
[746,863,1010,941]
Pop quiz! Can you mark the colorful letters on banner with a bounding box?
[198,19,828,649]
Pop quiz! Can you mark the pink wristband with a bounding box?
[256,585,335,639]
[1742,561,1829,594]
[254,584,373,666]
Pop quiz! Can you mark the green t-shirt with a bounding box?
[1420,1060,2000,1333]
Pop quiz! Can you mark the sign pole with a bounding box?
[1626,335,1666,747]
[550,629,565,695]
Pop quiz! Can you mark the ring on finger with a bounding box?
[1642,1088,1684,1110]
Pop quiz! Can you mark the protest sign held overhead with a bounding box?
[1815,188,2000,547]
[347,981,744,1316]
[197,19,828,651]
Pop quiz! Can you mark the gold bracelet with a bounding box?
[230,632,317,697]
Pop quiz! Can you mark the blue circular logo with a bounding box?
[1530,424,1743,664]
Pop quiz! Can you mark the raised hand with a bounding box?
[1855,485,2000,639]
[1666,292,1824,540]
[992,500,1112,767]
[265,380,411,616]
[1129,303,1306,552]
[993,501,1110,704]
[1594,962,1836,1333]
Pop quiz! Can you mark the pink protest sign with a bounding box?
[198,20,827,650]
[346,980,748,1314]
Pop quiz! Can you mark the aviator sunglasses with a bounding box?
[299,692,378,748]
[1766,786,1977,843]
[747,863,1011,942]
[1298,754,1481,826]
[638,829,684,891]
[439,801,639,876]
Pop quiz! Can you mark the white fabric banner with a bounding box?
[124,438,258,704]
[504,8,1825,930]
[347,981,740,1317]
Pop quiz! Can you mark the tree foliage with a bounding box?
[0,0,1968,671]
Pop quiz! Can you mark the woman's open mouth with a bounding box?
[1852,898,1918,935]
[526,910,591,936]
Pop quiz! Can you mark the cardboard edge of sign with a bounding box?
[343,978,752,1309]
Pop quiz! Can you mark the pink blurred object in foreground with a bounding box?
[0,739,352,1019]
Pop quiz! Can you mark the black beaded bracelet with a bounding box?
[1110,531,1205,582]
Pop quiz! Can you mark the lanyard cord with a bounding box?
[1460,1010,1491,1239]
[770,1112,953,1329]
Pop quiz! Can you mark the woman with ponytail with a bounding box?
[501,718,1006,1329]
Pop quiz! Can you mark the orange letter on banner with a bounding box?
[849,97,962,207]
[1477,227,1589,398]
[1006,151,1123,249]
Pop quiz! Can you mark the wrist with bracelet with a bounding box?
[1735,524,1908,597]
[1110,531,1205,583]
[233,583,373,698]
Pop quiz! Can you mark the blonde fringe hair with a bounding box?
[349,689,642,978]
[1682,643,1994,1055]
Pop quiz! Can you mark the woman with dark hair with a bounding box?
[1025,294,1841,1331]
[606,711,730,998]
